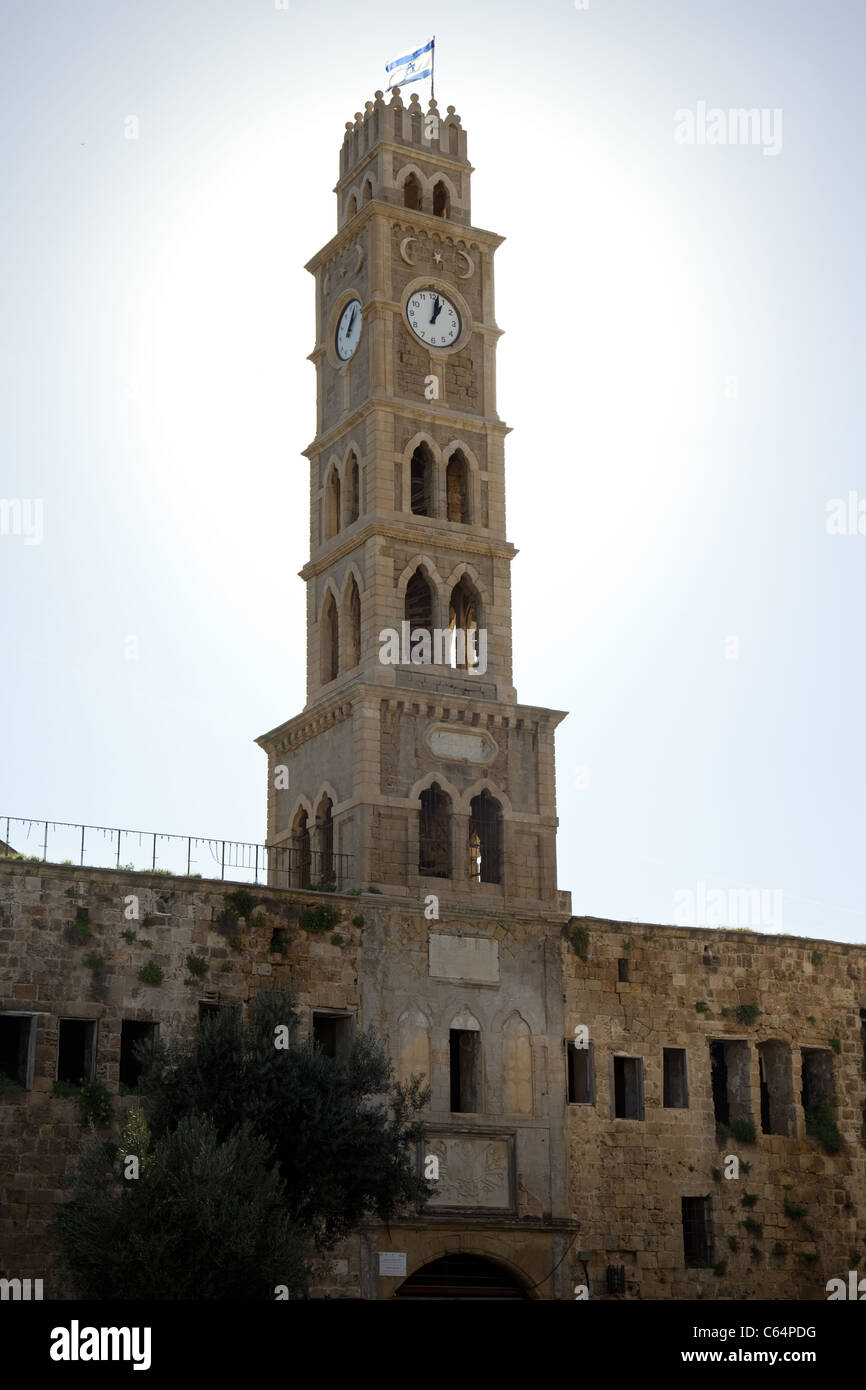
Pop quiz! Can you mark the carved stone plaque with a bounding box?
[426,1134,513,1210]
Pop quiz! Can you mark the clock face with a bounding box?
[406,289,461,348]
[335,299,362,361]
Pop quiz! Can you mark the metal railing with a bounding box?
[0,815,353,892]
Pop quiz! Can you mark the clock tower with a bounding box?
[257,88,567,908]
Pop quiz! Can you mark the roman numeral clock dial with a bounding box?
[406,288,461,348]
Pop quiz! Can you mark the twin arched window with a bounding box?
[402,174,450,218]
[417,783,502,884]
[320,575,361,686]
[324,453,360,541]
[410,446,470,523]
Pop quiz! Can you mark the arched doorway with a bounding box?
[393,1254,528,1300]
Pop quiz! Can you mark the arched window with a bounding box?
[345,575,361,669]
[347,453,359,524]
[315,795,334,886]
[446,451,470,523]
[325,467,341,539]
[468,790,502,885]
[362,180,373,203]
[321,593,338,684]
[419,782,451,877]
[448,575,480,670]
[347,194,357,219]
[403,173,421,210]
[410,442,433,516]
[292,809,311,889]
[405,568,433,639]
[433,181,450,218]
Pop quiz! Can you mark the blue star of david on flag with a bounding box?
[385,39,434,90]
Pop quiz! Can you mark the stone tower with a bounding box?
[257,88,567,908]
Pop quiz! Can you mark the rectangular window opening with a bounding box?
[682,1195,715,1267]
[449,1028,481,1113]
[663,1047,689,1109]
[613,1055,644,1120]
[57,1019,97,1085]
[312,1011,353,1060]
[801,1047,834,1113]
[566,1039,595,1104]
[119,1020,158,1090]
[709,1039,751,1127]
[0,1013,36,1091]
[617,958,629,983]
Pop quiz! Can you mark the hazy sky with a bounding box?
[2,0,864,942]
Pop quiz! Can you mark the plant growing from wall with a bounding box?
[185,954,207,979]
[695,1001,709,1013]
[735,1004,760,1026]
[731,1118,756,1144]
[299,904,340,935]
[352,915,364,928]
[79,1080,113,1129]
[329,934,344,948]
[0,1072,25,1093]
[805,1103,843,1154]
[742,1217,762,1237]
[52,1079,81,1099]
[772,1242,788,1258]
[137,961,164,987]
[121,930,137,945]
[783,1199,806,1220]
[829,1034,842,1055]
[565,919,589,961]
[83,953,104,971]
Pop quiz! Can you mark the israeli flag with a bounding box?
[385,38,434,90]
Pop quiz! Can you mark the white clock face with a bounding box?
[335,299,362,361]
[406,289,461,348]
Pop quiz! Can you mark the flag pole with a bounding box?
[431,36,436,102]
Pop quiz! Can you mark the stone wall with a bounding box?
[3,859,865,1300]
[562,916,866,1299]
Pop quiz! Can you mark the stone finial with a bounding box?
[428,97,439,110]
[345,122,354,132]
[365,101,373,113]
[408,92,420,105]
[374,90,384,100]
[354,112,363,123]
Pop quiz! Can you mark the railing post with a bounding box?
[116,829,121,868]
[152,834,156,871]
[80,823,85,866]
[255,844,259,884]
[42,821,48,861]
[221,841,226,880]
[187,838,192,875]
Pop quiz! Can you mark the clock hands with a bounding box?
[430,295,443,325]
[347,304,357,334]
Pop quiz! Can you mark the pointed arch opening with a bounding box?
[419,781,451,878]
[325,467,341,540]
[347,193,357,219]
[446,450,470,524]
[403,172,421,210]
[405,567,434,644]
[321,592,338,684]
[410,442,434,516]
[433,181,450,219]
[291,808,311,890]
[347,452,360,524]
[362,179,373,203]
[315,794,334,886]
[468,789,502,885]
[448,574,480,670]
[344,575,361,669]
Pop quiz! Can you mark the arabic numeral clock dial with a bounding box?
[335,298,362,361]
[406,288,461,348]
